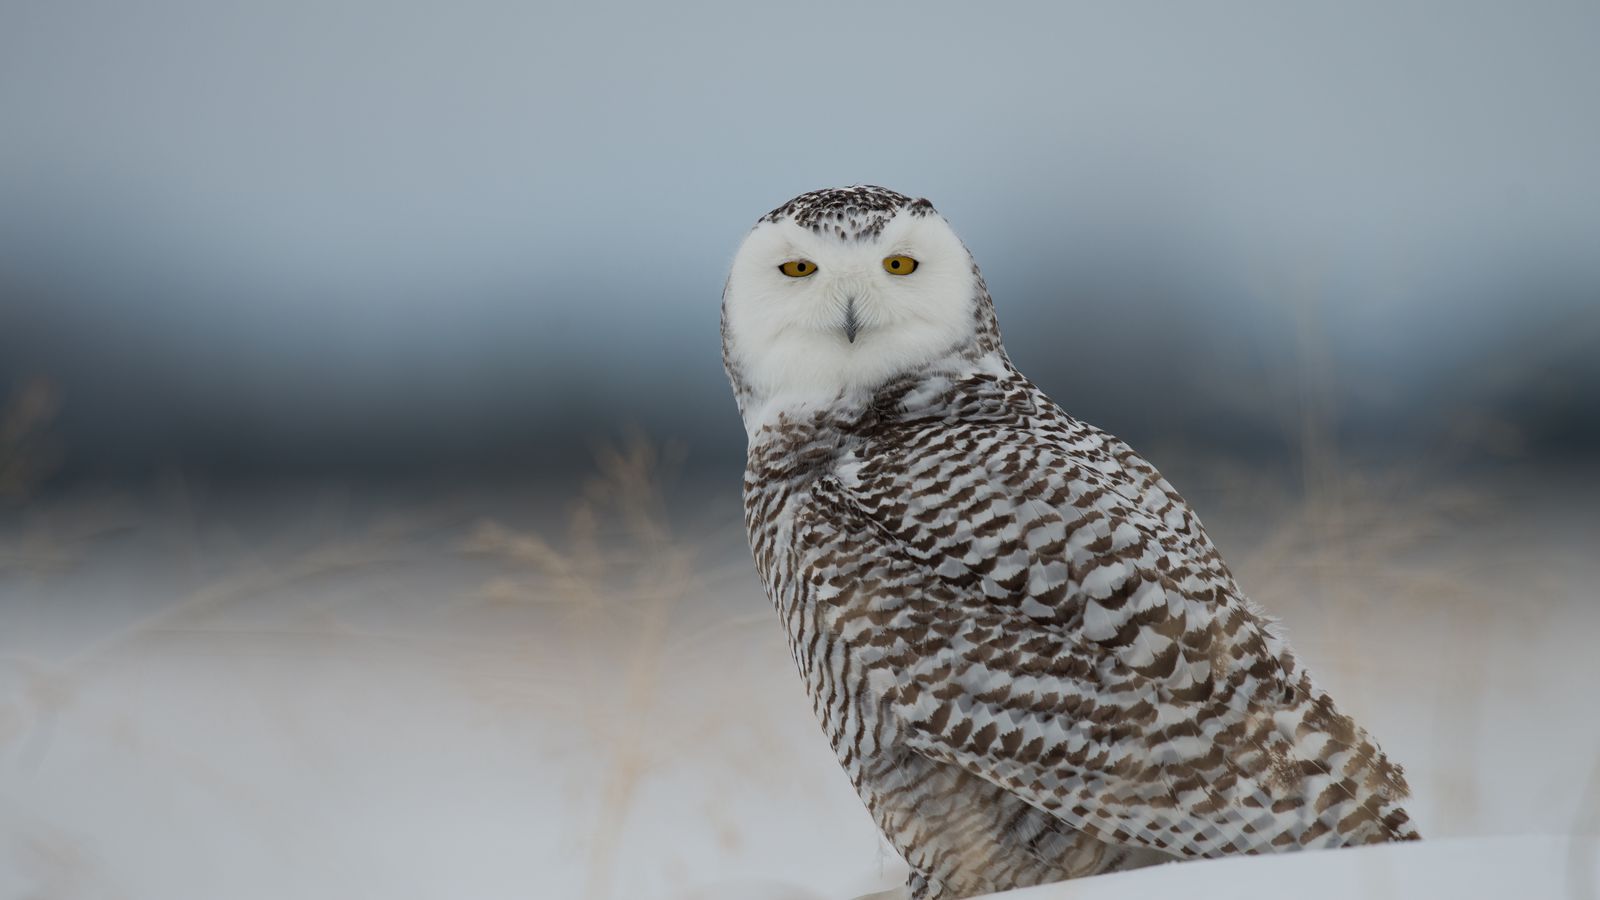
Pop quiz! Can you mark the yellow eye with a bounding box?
[882,255,918,275]
[779,259,817,277]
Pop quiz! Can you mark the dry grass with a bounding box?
[462,437,762,900]
[0,377,58,504]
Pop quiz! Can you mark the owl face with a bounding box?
[723,189,982,413]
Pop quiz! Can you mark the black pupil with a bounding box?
[796,263,805,272]
[891,260,900,269]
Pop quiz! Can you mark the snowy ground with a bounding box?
[973,835,1600,899]
[1,453,1597,899]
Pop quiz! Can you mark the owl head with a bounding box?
[721,186,1003,426]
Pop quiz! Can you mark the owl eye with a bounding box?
[882,255,918,275]
[779,260,817,278]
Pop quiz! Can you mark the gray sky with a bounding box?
[1,1,1596,476]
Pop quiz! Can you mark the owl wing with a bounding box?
[798,410,1414,858]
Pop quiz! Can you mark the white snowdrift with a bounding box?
[974,835,1598,899]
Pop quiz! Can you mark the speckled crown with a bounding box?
[760,185,935,241]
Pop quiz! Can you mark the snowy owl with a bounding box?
[721,186,1418,899]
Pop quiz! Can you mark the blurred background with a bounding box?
[1,2,1597,898]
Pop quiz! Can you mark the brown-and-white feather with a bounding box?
[724,187,1417,900]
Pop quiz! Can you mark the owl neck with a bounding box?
[740,349,1014,445]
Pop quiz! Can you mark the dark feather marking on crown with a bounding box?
[761,185,936,242]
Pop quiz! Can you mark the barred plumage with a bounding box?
[722,187,1417,899]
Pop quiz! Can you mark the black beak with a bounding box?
[844,297,860,344]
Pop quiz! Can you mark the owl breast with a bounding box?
[740,371,1172,898]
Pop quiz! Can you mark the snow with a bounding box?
[977,836,1599,899]
[1,467,1596,898]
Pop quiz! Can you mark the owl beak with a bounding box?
[843,297,861,344]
